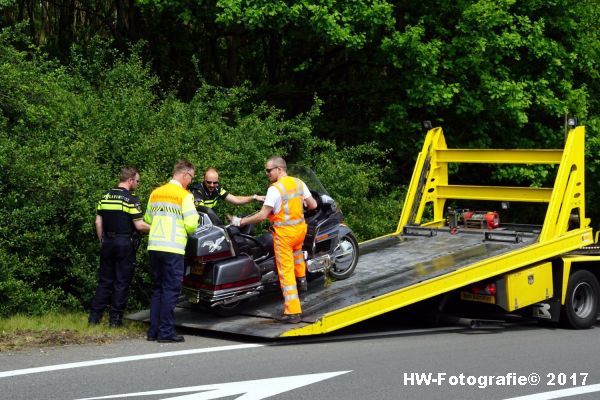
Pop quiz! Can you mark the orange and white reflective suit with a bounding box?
[268,176,308,315]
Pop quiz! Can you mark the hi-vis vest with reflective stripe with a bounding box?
[268,176,306,228]
[144,182,199,255]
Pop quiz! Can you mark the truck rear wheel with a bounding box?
[561,270,599,329]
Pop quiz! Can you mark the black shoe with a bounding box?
[146,336,157,341]
[88,314,102,325]
[108,312,123,328]
[157,335,185,343]
[275,314,302,324]
[297,277,308,292]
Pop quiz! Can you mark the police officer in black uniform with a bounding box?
[190,167,264,210]
[89,166,150,327]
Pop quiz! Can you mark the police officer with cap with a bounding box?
[89,166,150,327]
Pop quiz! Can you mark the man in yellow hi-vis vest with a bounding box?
[229,156,317,324]
[144,160,199,342]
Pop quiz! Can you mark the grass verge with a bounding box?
[0,312,147,352]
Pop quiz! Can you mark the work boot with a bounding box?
[88,313,102,326]
[297,277,308,292]
[275,314,302,324]
[108,313,123,328]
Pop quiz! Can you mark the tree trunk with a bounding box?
[57,0,75,56]
[266,32,281,85]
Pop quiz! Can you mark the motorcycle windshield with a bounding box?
[287,165,328,196]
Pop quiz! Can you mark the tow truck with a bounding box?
[127,123,600,337]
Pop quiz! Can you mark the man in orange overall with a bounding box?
[229,156,317,323]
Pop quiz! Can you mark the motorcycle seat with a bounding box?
[256,232,273,254]
[229,231,273,260]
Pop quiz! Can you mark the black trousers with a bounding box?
[90,236,135,317]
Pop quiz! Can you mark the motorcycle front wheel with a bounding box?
[328,233,359,280]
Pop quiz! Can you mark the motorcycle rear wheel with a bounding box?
[328,233,359,280]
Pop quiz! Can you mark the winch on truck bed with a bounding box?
[128,122,600,337]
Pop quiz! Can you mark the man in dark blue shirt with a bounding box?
[89,166,150,327]
[190,168,264,210]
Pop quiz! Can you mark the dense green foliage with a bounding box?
[0,0,599,317]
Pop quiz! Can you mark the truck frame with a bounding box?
[127,124,600,337]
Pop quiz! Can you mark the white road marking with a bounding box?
[74,371,352,400]
[504,383,600,400]
[0,343,264,378]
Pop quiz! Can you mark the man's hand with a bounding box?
[228,215,242,227]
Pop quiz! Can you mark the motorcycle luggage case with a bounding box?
[186,225,233,258]
[206,254,260,286]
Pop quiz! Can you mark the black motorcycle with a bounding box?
[181,167,359,316]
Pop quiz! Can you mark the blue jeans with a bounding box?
[147,250,184,339]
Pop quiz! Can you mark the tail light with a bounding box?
[470,282,497,295]
[197,250,233,262]
[213,277,260,291]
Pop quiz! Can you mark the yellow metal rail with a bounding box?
[436,185,553,203]
[436,149,563,164]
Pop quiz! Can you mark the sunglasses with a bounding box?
[204,180,219,185]
[265,167,279,173]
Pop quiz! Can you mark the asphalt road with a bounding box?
[1,316,600,400]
